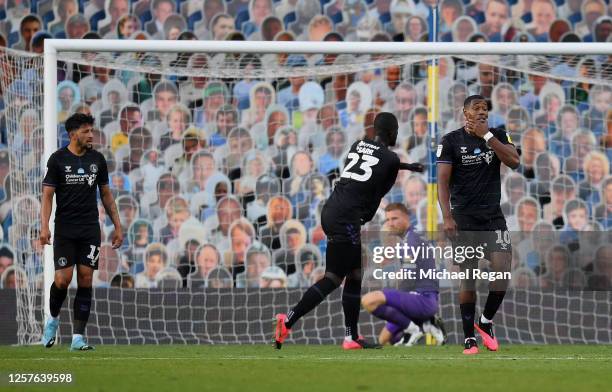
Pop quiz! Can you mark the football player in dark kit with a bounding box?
[437,95,519,355]
[274,112,424,350]
[40,113,123,351]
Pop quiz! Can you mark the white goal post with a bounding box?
[27,40,612,345]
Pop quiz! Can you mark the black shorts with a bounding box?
[452,211,512,265]
[321,204,360,245]
[54,223,101,270]
[325,241,363,278]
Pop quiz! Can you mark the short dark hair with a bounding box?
[468,33,487,42]
[323,32,343,41]
[177,31,197,40]
[0,246,14,259]
[463,94,487,109]
[147,248,167,263]
[560,32,581,42]
[564,199,587,215]
[286,227,300,236]
[120,104,141,118]
[65,113,94,134]
[216,104,238,120]
[20,14,41,31]
[385,203,410,216]
[411,106,428,120]
[31,31,52,48]
[82,31,101,39]
[225,31,246,40]
[374,112,398,136]
[111,272,134,288]
[0,246,15,259]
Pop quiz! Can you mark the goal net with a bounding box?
[1,41,611,345]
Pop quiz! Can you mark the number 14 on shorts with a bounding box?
[87,245,100,266]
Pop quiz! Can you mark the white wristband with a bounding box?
[483,131,494,142]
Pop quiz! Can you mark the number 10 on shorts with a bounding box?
[494,230,510,251]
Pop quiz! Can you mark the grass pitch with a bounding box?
[1,344,611,392]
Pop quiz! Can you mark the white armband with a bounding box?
[483,131,494,142]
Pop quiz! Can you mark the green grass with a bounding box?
[1,344,611,392]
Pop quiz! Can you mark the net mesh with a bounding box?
[1,48,44,345]
[0,45,611,345]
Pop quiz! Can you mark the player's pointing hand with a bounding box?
[111,228,124,249]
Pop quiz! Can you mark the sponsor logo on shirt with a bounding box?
[86,174,97,187]
[65,165,97,186]
[64,166,71,172]
[460,149,495,166]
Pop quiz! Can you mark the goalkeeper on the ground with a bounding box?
[362,203,446,346]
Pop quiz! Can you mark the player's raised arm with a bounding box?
[99,184,123,249]
[465,106,519,169]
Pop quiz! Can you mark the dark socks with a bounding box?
[342,278,361,340]
[49,282,68,318]
[73,287,92,335]
[460,302,476,339]
[285,277,338,329]
[482,291,506,321]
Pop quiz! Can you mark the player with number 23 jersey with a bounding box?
[274,112,424,351]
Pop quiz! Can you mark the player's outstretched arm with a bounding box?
[40,185,55,246]
[399,162,424,172]
[99,184,123,249]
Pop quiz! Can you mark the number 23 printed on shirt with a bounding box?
[341,152,380,182]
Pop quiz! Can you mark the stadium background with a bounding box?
[0,0,611,346]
